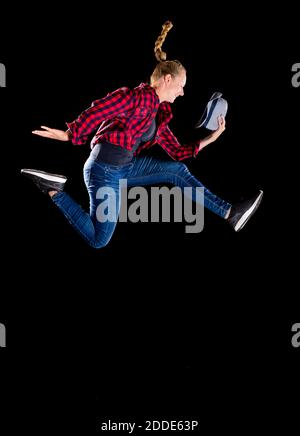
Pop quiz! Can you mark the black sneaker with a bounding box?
[227,190,263,232]
[21,169,67,194]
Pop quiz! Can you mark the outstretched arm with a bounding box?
[32,126,72,141]
[197,115,226,152]
[32,86,135,145]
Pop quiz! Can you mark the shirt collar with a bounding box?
[137,82,172,116]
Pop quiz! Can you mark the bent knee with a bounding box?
[90,238,111,249]
[90,241,109,250]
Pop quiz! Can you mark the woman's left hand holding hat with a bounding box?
[197,115,226,152]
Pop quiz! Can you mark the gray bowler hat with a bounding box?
[195,92,228,130]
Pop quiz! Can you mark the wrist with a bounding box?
[65,129,72,141]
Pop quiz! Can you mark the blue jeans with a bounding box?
[52,155,231,248]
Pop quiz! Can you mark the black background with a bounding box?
[1,3,299,434]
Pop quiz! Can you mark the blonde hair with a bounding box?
[150,21,185,84]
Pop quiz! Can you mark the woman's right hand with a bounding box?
[32,126,71,141]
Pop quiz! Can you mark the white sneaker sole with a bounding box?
[21,169,67,184]
[234,190,263,231]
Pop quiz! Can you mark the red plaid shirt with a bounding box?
[67,83,200,161]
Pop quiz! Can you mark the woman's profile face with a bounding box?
[165,71,186,103]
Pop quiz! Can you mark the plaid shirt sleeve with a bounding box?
[66,87,135,145]
[157,125,201,161]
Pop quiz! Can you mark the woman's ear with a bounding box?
[164,74,172,85]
